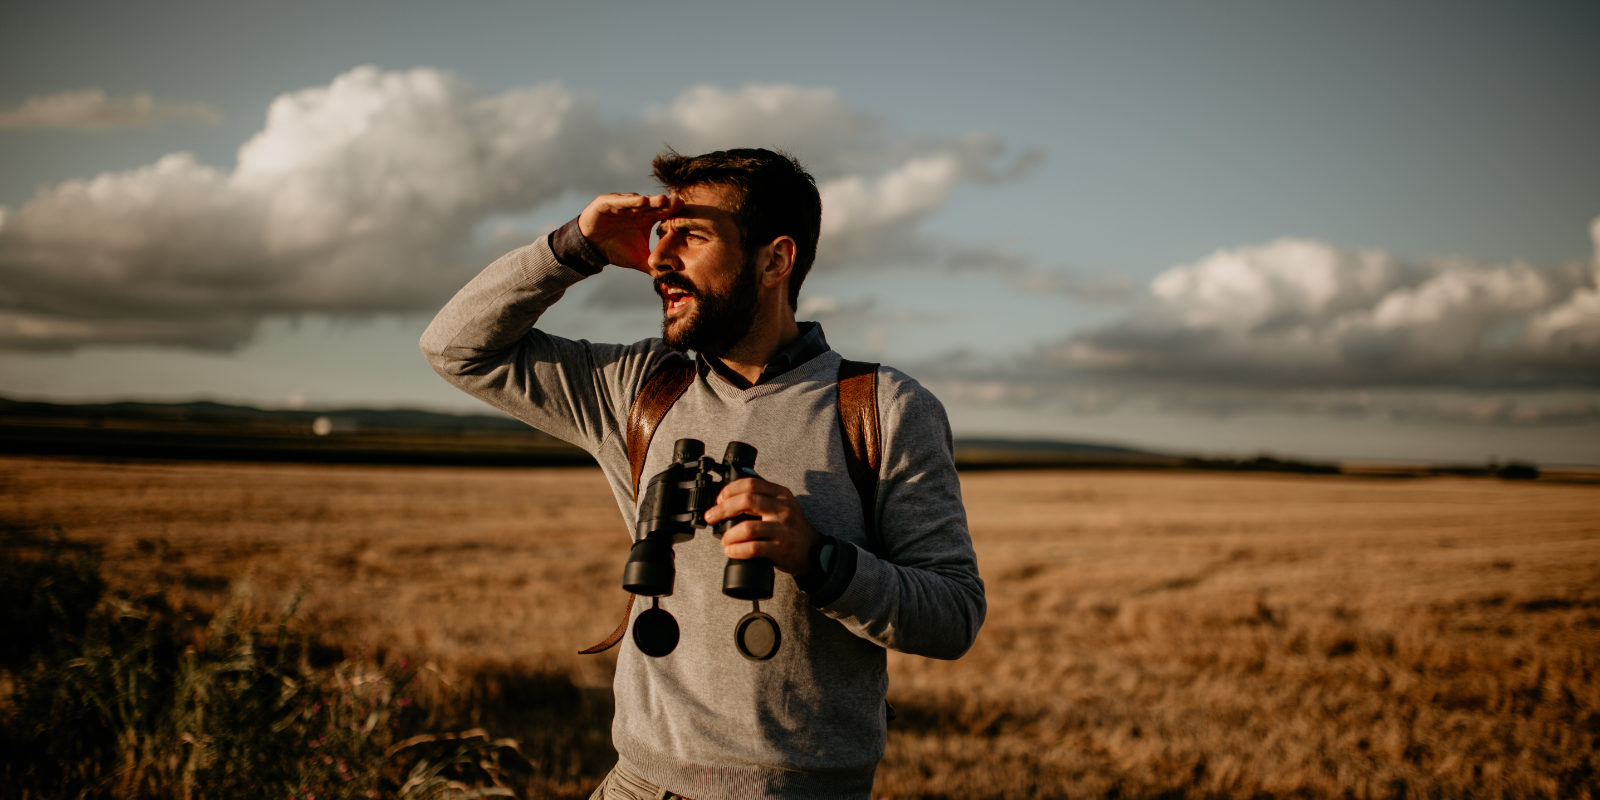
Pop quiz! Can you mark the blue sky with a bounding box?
[2,1,1597,464]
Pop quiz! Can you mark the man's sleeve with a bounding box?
[419,232,663,455]
[813,372,987,659]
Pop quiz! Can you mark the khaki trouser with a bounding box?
[588,763,695,800]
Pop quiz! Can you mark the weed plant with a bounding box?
[0,525,527,799]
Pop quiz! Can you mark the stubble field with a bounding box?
[2,455,1597,798]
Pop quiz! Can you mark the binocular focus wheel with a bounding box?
[632,607,680,658]
[733,610,781,661]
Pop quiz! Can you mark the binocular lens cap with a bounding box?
[734,611,781,661]
[632,608,680,658]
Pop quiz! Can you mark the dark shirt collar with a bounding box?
[699,321,830,389]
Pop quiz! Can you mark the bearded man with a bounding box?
[421,147,984,800]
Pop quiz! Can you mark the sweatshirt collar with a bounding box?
[699,321,830,389]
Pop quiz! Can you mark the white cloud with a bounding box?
[1054,222,1600,387]
[0,89,220,131]
[642,84,878,168]
[0,67,1038,350]
[1521,216,1600,354]
[817,135,1044,269]
[905,220,1600,431]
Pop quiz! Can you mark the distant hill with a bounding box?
[0,395,585,466]
[1,395,1182,469]
[0,396,534,433]
[0,395,1351,475]
[952,437,1179,469]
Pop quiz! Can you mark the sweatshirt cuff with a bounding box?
[548,216,607,275]
[800,537,857,607]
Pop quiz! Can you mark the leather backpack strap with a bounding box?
[577,594,637,655]
[836,360,883,556]
[626,357,697,496]
[579,357,696,655]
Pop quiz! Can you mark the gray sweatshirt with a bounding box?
[420,236,985,800]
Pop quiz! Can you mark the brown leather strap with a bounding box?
[578,594,636,655]
[837,360,882,556]
[580,357,695,655]
[627,358,697,496]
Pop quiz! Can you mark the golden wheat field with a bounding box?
[2,454,1597,799]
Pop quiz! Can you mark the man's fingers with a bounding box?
[706,479,788,523]
[720,477,787,502]
[719,521,782,554]
[722,536,771,562]
[707,482,819,574]
[580,192,680,234]
[603,192,679,215]
[644,193,683,212]
[717,519,766,546]
[720,521,813,574]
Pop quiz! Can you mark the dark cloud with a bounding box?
[922,359,1600,428]
[0,89,221,131]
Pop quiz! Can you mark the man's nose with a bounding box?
[646,236,680,275]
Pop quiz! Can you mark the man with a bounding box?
[421,148,984,800]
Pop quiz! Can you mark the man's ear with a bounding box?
[758,236,796,289]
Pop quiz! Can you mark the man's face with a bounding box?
[648,184,760,355]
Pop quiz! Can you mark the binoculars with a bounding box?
[623,438,781,661]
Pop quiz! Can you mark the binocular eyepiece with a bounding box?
[623,438,780,661]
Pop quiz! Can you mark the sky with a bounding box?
[2,0,1597,465]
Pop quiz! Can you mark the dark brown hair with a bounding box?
[651,147,821,310]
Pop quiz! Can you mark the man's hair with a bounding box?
[651,147,822,310]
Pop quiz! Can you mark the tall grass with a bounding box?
[0,525,527,799]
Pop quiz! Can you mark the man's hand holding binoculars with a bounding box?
[704,477,821,580]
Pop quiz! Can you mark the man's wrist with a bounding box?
[800,536,856,607]
[805,535,836,579]
[797,535,850,604]
[548,216,607,275]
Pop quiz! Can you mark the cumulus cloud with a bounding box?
[0,66,1039,350]
[0,89,220,131]
[1049,219,1600,388]
[907,219,1600,429]
[817,135,1043,269]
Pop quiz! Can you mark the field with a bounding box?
[2,455,1598,798]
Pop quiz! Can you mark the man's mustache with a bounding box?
[654,274,697,296]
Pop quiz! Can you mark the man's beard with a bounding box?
[659,252,764,356]
[656,253,760,356]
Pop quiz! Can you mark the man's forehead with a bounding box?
[669,183,738,208]
[661,185,738,228]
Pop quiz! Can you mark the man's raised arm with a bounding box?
[417,193,681,451]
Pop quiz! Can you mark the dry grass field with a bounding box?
[2,454,1597,798]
